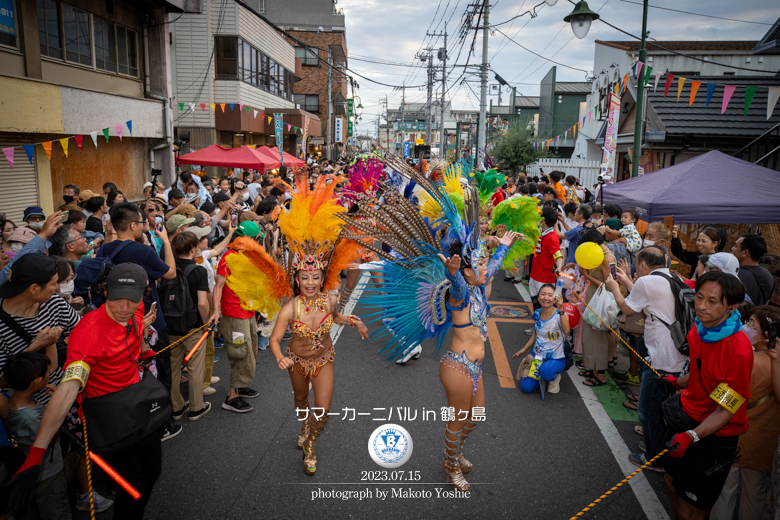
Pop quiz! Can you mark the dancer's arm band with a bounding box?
[709,382,746,414]
[444,270,469,301]
[343,315,362,328]
[61,361,90,393]
[485,244,510,281]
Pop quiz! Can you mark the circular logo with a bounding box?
[368,424,413,468]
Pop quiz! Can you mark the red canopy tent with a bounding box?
[177,145,278,172]
[255,146,306,168]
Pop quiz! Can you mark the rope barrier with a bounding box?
[149,321,213,358]
[78,410,97,520]
[569,448,670,519]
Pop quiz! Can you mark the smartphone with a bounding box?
[61,210,69,220]
[231,213,237,224]
[609,262,617,279]
[150,302,157,314]
[768,321,777,349]
[154,216,163,226]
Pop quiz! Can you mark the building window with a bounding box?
[62,4,91,65]
[295,46,318,66]
[116,25,137,76]
[294,94,319,113]
[269,58,279,95]
[215,36,238,78]
[258,50,268,90]
[37,0,61,57]
[93,16,116,72]
[241,38,251,82]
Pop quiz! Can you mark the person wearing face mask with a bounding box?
[660,271,753,520]
[51,256,83,306]
[232,181,252,212]
[60,184,80,210]
[0,212,65,284]
[7,228,38,255]
[22,207,46,232]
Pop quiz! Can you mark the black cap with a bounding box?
[168,188,185,200]
[212,192,230,203]
[0,254,57,298]
[200,201,217,214]
[106,263,149,302]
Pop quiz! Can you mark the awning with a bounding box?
[178,145,278,172]
[255,146,306,168]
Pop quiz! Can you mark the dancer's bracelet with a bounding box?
[344,315,361,328]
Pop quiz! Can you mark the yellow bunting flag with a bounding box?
[689,80,701,105]
[59,138,69,157]
[210,104,216,112]
[42,141,52,160]
[676,77,686,102]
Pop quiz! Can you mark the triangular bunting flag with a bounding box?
[246,106,250,114]
[239,103,244,111]
[210,104,216,112]
[253,110,258,118]
[635,61,643,80]
[621,74,628,94]
[200,103,206,112]
[2,147,14,169]
[722,85,736,114]
[220,104,226,112]
[59,138,69,157]
[614,83,619,95]
[287,124,292,132]
[89,131,98,148]
[229,103,234,111]
[23,145,34,164]
[588,111,591,123]
[768,87,780,120]
[178,102,184,111]
[116,124,123,141]
[653,71,661,92]
[578,121,582,132]
[126,121,132,135]
[706,83,717,108]
[644,66,653,88]
[268,116,272,124]
[689,81,701,105]
[189,103,195,112]
[664,74,674,97]
[75,135,83,150]
[676,77,686,101]
[102,128,110,143]
[744,86,758,115]
[42,141,52,160]
[294,126,298,133]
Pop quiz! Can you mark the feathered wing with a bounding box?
[224,237,293,318]
[323,238,364,291]
[490,196,543,269]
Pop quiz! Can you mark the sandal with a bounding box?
[622,400,638,411]
[626,393,640,402]
[608,357,617,369]
[180,376,188,384]
[575,360,585,368]
[583,377,607,387]
[578,370,595,378]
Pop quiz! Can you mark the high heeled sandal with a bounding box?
[458,423,475,473]
[295,397,310,449]
[302,415,329,475]
[443,427,470,491]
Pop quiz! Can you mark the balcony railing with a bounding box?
[334,7,344,14]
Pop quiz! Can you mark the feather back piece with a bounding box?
[224,237,293,318]
[490,196,543,269]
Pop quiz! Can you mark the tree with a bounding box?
[491,120,555,173]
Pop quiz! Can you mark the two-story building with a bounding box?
[0,0,180,220]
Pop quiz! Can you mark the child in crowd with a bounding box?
[185,182,201,207]
[513,284,571,394]
[1,352,71,520]
[608,209,642,254]
[590,205,603,226]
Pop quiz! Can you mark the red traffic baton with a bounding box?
[183,323,216,364]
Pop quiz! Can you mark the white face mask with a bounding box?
[9,242,24,252]
[241,193,249,202]
[741,324,762,346]
[59,280,74,295]
[643,239,655,247]
[28,221,44,230]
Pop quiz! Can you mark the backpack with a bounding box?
[649,271,695,356]
[159,264,199,334]
[74,241,133,308]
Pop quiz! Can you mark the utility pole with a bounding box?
[478,1,489,168]
[417,49,434,145]
[631,0,649,178]
[401,83,406,154]
[326,48,332,161]
[430,26,448,159]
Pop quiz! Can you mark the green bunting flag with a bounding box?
[102,128,110,143]
[744,86,758,116]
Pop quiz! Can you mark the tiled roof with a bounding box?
[555,82,591,94]
[516,96,540,108]
[596,40,760,52]
[647,75,780,137]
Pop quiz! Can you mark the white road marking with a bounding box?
[513,281,532,302]
[330,272,367,344]
[567,365,670,520]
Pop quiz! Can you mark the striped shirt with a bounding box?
[0,295,80,404]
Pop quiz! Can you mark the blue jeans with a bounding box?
[258,334,269,351]
[638,362,680,460]
[521,358,566,393]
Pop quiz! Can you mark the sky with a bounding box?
[341,0,779,137]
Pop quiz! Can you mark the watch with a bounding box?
[685,429,700,444]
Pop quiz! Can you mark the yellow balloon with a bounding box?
[575,242,605,270]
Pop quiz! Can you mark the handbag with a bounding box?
[81,365,171,455]
[619,311,646,336]
[583,283,619,331]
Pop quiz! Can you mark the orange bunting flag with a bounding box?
[622,74,628,94]
[42,141,52,160]
[59,138,69,157]
[676,77,686,102]
[219,104,226,112]
[689,80,701,105]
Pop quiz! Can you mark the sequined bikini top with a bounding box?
[291,296,334,351]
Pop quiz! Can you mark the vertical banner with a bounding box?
[0,0,16,37]
[347,99,354,137]
[599,92,621,180]
[334,117,345,143]
[273,113,284,166]
[301,117,310,158]
[403,140,410,158]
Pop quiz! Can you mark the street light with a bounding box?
[564,1,600,39]
[544,0,558,5]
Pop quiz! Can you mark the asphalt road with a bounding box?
[83,276,675,520]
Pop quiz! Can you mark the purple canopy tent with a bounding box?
[601,150,780,224]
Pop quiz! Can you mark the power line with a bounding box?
[617,0,773,25]
[493,28,589,74]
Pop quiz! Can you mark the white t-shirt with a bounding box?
[533,309,565,360]
[624,268,687,373]
[199,250,216,291]
[247,182,262,201]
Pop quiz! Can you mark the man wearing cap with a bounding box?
[706,252,741,279]
[0,254,80,405]
[143,182,154,201]
[247,173,263,201]
[99,203,179,439]
[209,221,262,413]
[166,214,195,238]
[14,263,163,519]
[164,189,186,220]
[210,190,239,241]
[0,212,65,284]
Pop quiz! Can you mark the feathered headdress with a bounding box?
[342,157,384,206]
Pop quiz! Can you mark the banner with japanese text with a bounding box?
[599,92,621,179]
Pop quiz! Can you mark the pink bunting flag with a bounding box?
[239,103,244,111]
[635,61,643,80]
[721,85,737,114]
[2,147,14,169]
[116,124,123,141]
[75,135,83,150]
